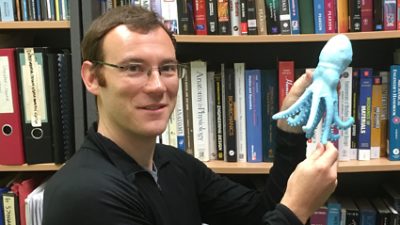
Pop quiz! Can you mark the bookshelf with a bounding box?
[0,21,70,29]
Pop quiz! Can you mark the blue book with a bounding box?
[354,198,377,225]
[327,196,341,225]
[357,68,373,160]
[388,65,400,160]
[0,187,10,225]
[245,69,262,162]
[313,0,326,33]
[261,69,278,162]
[289,0,300,34]
[0,0,15,21]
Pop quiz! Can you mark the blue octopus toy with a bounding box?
[272,34,355,144]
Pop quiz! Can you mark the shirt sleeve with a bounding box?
[262,204,304,225]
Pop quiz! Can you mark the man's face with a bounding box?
[96,25,178,139]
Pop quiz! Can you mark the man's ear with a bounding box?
[81,60,100,95]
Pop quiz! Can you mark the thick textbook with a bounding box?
[388,65,400,160]
[0,48,25,165]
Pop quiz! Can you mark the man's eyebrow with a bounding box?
[119,58,178,65]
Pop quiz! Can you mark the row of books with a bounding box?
[311,182,400,225]
[159,59,400,162]
[99,0,400,35]
[0,47,75,166]
[0,0,70,22]
[0,173,49,225]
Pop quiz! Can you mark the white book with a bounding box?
[229,0,241,35]
[207,71,217,160]
[190,60,210,161]
[234,63,247,162]
[338,67,352,161]
[168,107,178,148]
[150,0,162,16]
[161,0,179,34]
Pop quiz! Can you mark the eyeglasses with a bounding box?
[92,60,185,79]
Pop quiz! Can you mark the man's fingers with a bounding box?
[318,142,339,166]
[290,72,313,97]
[308,143,325,160]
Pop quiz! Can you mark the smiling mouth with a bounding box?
[142,105,165,110]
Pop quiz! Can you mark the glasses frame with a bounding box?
[91,60,187,79]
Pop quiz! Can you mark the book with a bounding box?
[217,0,231,35]
[299,0,314,34]
[177,0,195,34]
[239,0,248,34]
[0,0,15,21]
[279,0,291,34]
[278,60,294,110]
[206,0,219,34]
[161,0,179,34]
[370,197,393,225]
[1,191,19,225]
[245,69,263,162]
[327,195,341,225]
[350,69,360,160]
[373,0,384,30]
[370,76,382,159]
[379,71,389,157]
[193,0,208,35]
[261,69,278,162]
[246,0,258,34]
[16,47,55,164]
[354,197,377,225]
[254,0,267,34]
[207,71,217,159]
[337,196,361,225]
[289,0,300,34]
[349,0,362,32]
[224,68,237,162]
[176,77,185,151]
[310,206,328,225]
[313,0,326,33]
[0,48,25,165]
[234,63,247,162]
[229,0,241,35]
[190,60,210,161]
[338,67,353,161]
[266,0,280,34]
[382,183,400,212]
[324,0,336,33]
[181,65,194,156]
[336,0,349,33]
[387,65,400,160]
[214,72,225,160]
[357,68,373,161]
[361,0,373,31]
[383,0,396,30]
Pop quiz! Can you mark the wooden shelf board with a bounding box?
[0,21,69,29]
[205,158,400,174]
[0,163,63,172]
[175,31,400,43]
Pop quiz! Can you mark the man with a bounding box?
[43,5,338,225]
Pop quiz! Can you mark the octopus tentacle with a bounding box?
[272,89,312,120]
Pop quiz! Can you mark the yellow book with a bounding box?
[370,76,382,159]
[336,0,349,33]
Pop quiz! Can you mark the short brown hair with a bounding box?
[81,5,176,85]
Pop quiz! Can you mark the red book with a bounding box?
[361,0,373,31]
[278,61,294,110]
[325,0,337,33]
[0,48,25,165]
[193,0,208,35]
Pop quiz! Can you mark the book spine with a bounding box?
[240,0,248,34]
[370,76,382,159]
[254,0,267,34]
[245,70,263,162]
[207,71,217,159]
[289,0,300,34]
[349,0,362,32]
[193,0,208,35]
[278,60,294,110]
[350,69,360,160]
[214,73,225,160]
[0,0,16,21]
[299,0,314,34]
[206,0,218,34]
[324,0,336,33]
[388,65,400,160]
[234,63,247,162]
[266,0,281,34]
[161,0,179,34]
[217,0,231,34]
[177,0,195,34]
[279,0,291,34]
[338,67,353,161]
[383,0,396,30]
[361,0,373,31]
[224,68,237,162]
[357,68,373,160]
[229,0,241,35]
[247,0,258,34]
[336,0,349,33]
[313,0,326,33]
[373,0,384,30]
[190,60,210,161]
[182,66,194,156]
[176,78,185,151]
[380,71,389,157]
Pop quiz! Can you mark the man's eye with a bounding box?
[126,64,143,73]
[160,64,178,72]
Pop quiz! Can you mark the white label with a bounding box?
[0,56,14,114]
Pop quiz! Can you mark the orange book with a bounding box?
[370,76,382,159]
[336,0,349,33]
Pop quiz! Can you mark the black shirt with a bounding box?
[43,124,306,225]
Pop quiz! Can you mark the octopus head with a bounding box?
[318,34,353,73]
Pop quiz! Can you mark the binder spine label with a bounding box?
[21,48,47,127]
[0,56,13,113]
